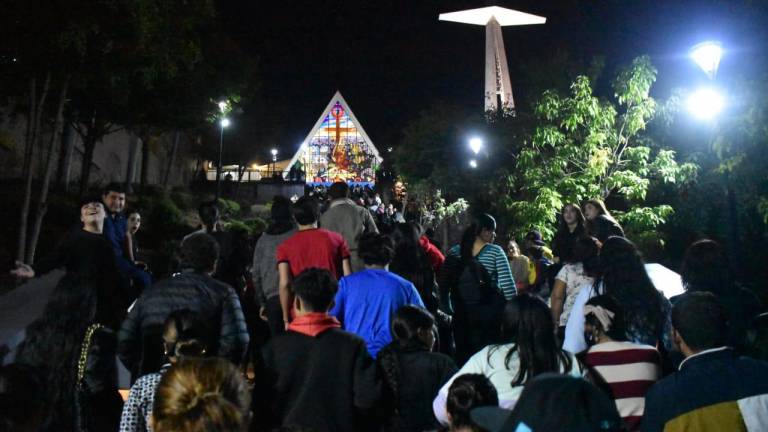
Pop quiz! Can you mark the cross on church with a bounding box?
[321,102,356,171]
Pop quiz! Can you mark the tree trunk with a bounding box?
[140,134,150,189]
[55,121,75,192]
[27,77,69,264]
[124,134,140,193]
[17,74,50,262]
[162,130,180,189]
[78,129,98,197]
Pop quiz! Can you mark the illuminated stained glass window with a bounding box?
[285,92,382,186]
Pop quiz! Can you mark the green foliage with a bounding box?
[408,184,469,228]
[224,217,267,236]
[216,198,241,216]
[507,56,698,240]
[137,193,185,240]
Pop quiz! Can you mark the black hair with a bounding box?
[680,239,734,297]
[389,223,435,308]
[328,181,350,199]
[459,214,496,263]
[14,274,113,430]
[163,309,210,360]
[198,201,220,229]
[267,195,294,235]
[0,363,44,432]
[181,233,220,272]
[595,236,664,344]
[506,374,623,432]
[492,293,573,386]
[292,268,338,312]
[672,292,728,351]
[584,295,628,341]
[292,196,319,225]
[446,374,499,430]
[570,235,600,266]
[376,306,436,427]
[103,182,126,195]
[358,232,395,266]
[78,195,105,209]
[558,203,586,231]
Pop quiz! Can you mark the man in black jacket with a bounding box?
[253,268,381,432]
[117,233,249,378]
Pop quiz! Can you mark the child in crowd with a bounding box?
[442,374,499,432]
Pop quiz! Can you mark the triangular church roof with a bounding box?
[283,91,382,180]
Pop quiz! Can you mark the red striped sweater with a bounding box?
[585,341,661,431]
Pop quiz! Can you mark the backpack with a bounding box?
[452,257,506,312]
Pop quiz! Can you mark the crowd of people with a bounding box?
[2,181,768,432]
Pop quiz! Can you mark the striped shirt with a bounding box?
[446,244,516,299]
[585,341,661,431]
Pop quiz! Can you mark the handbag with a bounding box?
[74,323,104,432]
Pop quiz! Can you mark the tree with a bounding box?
[505,56,698,239]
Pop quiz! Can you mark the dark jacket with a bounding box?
[587,214,624,243]
[253,328,382,432]
[376,343,458,432]
[642,348,768,431]
[552,225,585,263]
[117,271,249,377]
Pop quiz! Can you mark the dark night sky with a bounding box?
[216,0,768,165]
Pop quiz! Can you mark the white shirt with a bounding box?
[554,263,595,326]
[432,344,582,425]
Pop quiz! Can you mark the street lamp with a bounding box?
[469,159,478,168]
[271,148,278,178]
[686,87,724,120]
[469,137,483,155]
[215,117,231,200]
[690,41,722,80]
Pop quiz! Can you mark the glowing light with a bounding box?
[220,118,230,128]
[218,101,227,113]
[469,159,478,168]
[271,148,278,156]
[690,41,722,79]
[469,137,483,154]
[686,87,724,120]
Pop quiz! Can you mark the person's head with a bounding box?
[292,268,338,313]
[267,195,293,235]
[127,211,142,235]
[358,232,395,267]
[198,201,220,231]
[328,181,350,200]
[560,203,585,228]
[79,198,106,228]
[460,214,497,261]
[391,305,436,350]
[583,199,609,221]
[506,239,521,258]
[102,182,126,214]
[0,364,45,432]
[498,294,571,386]
[584,295,627,346]
[163,310,210,363]
[446,374,499,431]
[523,230,546,250]
[181,233,220,273]
[680,239,734,297]
[672,292,728,356]
[391,222,420,247]
[151,358,251,432]
[569,235,599,265]
[492,374,622,432]
[292,196,319,226]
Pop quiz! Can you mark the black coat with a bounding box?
[253,328,382,432]
[587,215,624,242]
[376,343,458,432]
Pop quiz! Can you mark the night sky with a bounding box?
[216,0,768,165]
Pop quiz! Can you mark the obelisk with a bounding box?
[439,6,546,113]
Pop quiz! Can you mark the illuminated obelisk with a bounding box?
[440,6,546,113]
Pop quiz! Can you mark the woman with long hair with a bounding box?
[433,294,580,425]
[120,309,210,432]
[550,236,599,339]
[440,214,515,363]
[389,223,439,314]
[563,236,672,354]
[582,199,624,242]
[377,305,457,432]
[15,273,124,431]
[552,203,586,264]
[680,239,765,351]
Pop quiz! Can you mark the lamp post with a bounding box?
[271,148,278,178]
[469,137,483,155]
[215,117,230,200]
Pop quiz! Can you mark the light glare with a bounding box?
[686,87,724,120]
[218,101,227,113]
[690,42,722,79]
[220,118,231,128]
[271,148,278,156]
[469,159,478,168]
[469,137,483,154]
